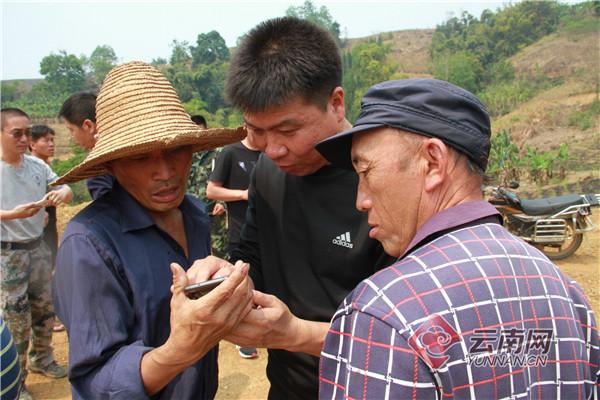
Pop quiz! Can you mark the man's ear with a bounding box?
[82,119,96,135]
[329,86,345,122]
[422,138,449,192]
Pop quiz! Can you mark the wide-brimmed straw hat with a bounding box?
[54,61,246,185]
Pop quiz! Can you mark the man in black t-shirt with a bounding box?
[207,136,260,257]
[188,17,394,399]
[206,136,260,360]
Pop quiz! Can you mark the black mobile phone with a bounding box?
[184,276,227,299]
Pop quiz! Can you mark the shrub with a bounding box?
[51,145,91,204]
[479,74,561,116]
[568,98,600,130]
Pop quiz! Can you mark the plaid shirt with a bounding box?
[320,201,599,399]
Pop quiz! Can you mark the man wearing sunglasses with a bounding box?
[0,108,72,400]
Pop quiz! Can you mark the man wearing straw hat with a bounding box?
[52,61,252,399]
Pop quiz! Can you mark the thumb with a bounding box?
[251,290,275,308]
[170,262,188,296]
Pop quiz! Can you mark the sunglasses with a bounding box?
[9,129,31,139]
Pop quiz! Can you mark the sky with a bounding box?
[0,0,560,80]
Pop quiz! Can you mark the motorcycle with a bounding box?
[487,182,600,260]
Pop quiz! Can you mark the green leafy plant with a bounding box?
[568,99,600,130]
[487,130,522,185]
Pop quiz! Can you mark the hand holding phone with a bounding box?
[184,276,227,299]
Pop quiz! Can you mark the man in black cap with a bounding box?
[316,79,599,399]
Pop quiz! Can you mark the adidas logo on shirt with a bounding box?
[332,232,353,248]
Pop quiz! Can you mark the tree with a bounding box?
[190,31,229,66]
[286,0,343,46]
[39,50,85,94]
[169,40,191,65]
[164,63,195,102]
[151,57,168,66]
[88,45,117,84]
[0,81,26,102]
[189,62,228,113]
[343,42,396,121]
[433,50,482,93]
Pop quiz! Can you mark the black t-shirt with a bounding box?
[209,142,260,246]
[231,156,394,400]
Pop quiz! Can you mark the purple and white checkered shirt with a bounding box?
[320,201,599,399]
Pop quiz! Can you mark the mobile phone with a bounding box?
[184,276,227,299]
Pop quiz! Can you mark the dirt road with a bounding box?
[26,213,599,399]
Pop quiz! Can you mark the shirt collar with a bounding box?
[112,182,194,233]
[400,200,501,258]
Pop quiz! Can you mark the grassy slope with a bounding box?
[494,27,599,188]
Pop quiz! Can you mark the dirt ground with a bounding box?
[25,212,599,400]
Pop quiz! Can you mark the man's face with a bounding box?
[243,93,344,176]
[108,146,193,214]
[31,134,55,159]
[351,127,423,257]
[63,119,96,150]
[1,115,31,159]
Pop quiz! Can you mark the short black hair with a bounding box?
[31,124,55,142]
[1,107,29,130]
[58,92,97,125]
[226,16,342,113]
[191,115,207,127]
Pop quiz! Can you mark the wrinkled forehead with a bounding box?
[351,127,393,162]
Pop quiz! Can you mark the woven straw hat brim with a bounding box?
[52,61,247,186]
[53,126,246,185]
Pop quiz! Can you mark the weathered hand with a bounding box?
[140,261,254,395]
[225,290,300,349]
[161,261,254,366]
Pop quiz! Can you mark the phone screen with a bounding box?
[184,276,227,299]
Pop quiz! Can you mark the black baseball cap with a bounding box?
[316,78,491,171]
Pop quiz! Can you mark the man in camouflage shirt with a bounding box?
[187,115,228,258]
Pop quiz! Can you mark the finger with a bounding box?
[187,256,232,283]
[204,262,248,305]
[210,265,234,280]
[24,202,41,210]
[170,262,188,298]
[220,272,255,325]
[45,192,57,202]
[251,290,276,308]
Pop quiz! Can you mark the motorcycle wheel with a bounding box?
[537,222,583,261]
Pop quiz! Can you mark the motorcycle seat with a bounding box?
[520,194,584,216]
